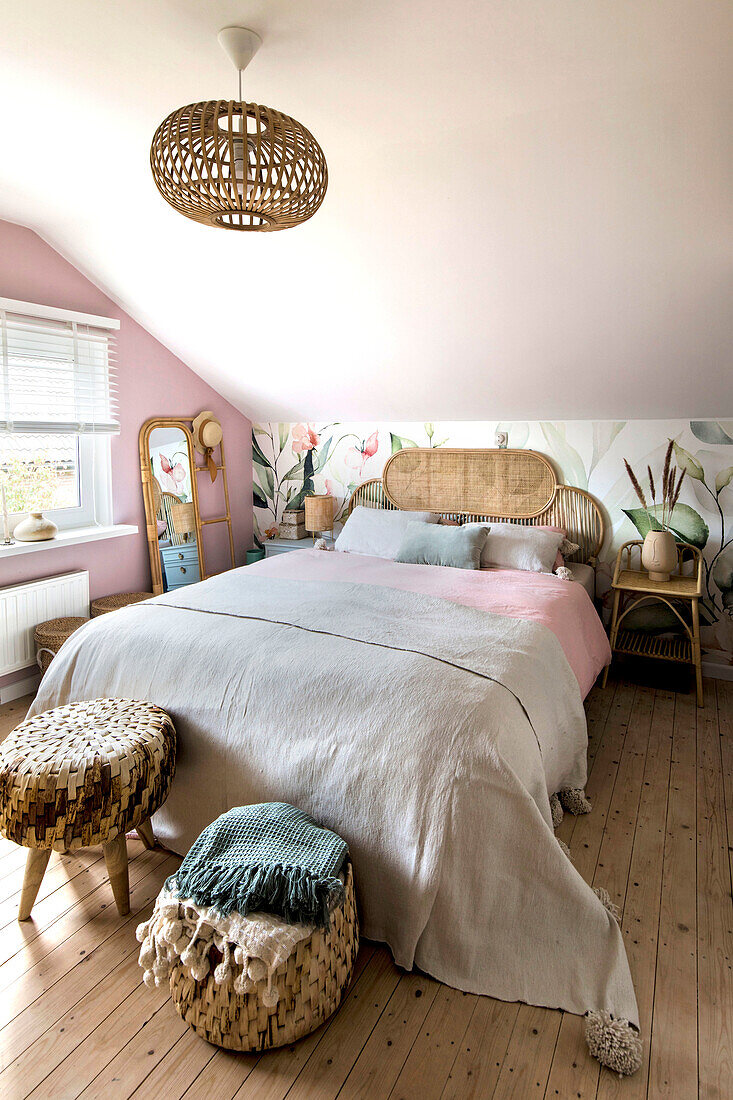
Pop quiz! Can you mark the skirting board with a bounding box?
[0,671,40,705]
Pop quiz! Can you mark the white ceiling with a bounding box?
[1,1,731,421]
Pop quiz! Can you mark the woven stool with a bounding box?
[0,698,176,921]
[34,616,88,676]
[169,861,359,1051]
[91,592,155,617]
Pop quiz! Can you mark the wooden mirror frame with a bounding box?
[139,417,206,596]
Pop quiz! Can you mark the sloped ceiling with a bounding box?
[0,1,730,421]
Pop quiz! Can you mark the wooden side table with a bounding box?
[602,540,704,707]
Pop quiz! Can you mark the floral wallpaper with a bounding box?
[252,420,733,671]
[149,441,192,502]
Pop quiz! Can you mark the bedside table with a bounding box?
[602,539,704,706]
[264,536,334,558]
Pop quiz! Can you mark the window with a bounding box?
[0,298,118,532]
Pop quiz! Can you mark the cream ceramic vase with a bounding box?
[641,529,677,582]
[13,512,58,542]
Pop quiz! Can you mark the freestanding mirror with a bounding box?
[140,419,204,595]
[140,415,236,595]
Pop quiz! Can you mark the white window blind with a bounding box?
[0,297,119,434]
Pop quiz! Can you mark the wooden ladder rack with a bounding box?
[193,437,235,579]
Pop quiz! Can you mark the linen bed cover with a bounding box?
[29,548,637,1026]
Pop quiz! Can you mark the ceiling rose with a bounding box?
[150,27,328,232]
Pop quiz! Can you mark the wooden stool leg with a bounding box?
[136,818,155,850]
[18,848,52,921]
[103,833,130,916]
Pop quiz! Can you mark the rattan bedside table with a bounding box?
[602,539,704,707]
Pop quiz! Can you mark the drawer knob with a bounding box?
[180,567,186,574]
[178,552,184,559]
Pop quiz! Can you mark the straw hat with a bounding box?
[192,411,223,454]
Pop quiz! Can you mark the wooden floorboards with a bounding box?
[0,677,731,1100]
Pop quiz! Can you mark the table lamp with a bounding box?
[304,494,334,543]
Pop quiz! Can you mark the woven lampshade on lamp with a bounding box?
[150,27,327,232]
[170,502,196,539]
[304,495,334,542]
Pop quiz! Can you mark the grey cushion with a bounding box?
[395,522,490,570]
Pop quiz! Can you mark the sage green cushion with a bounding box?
[395,522,490,570]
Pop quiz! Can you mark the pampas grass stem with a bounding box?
[624,459,648,513]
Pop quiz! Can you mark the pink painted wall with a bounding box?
[0,219,253,687]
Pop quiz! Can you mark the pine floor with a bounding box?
[0,673,731,1100]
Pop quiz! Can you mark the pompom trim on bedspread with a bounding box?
[593,886,621,924]
[585,1011,642,1076]
[549,793,564,828]
[550,788,592,832]
[559,788,592,815]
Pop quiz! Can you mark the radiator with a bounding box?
[0,571,89,676]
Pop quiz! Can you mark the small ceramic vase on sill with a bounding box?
[641,529,677,582]
[13,512,58,542]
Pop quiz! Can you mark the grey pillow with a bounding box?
[395,522,490,570]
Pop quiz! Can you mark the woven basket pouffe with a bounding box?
[91,592,155,617]
[0,698,176,920]
[34,616,88,675]
[169,861,359,1051]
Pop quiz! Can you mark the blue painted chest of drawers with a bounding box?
[160,542,201,590]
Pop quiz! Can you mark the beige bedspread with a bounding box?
[29,567,637,1024]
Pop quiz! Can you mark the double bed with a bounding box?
[29,448,639,1034]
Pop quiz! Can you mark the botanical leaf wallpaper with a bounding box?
[252,420,733,671]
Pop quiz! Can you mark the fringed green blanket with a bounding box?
[164,802,348,927]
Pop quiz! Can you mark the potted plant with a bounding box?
[624,441,686,582]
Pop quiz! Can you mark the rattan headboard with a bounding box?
[346,448,605,565]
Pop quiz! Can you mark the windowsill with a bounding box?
[0,524,138,558]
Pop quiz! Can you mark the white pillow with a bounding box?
[472,521,565,573]
[335,506,438,559]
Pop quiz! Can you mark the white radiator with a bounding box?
[0,571,89,676]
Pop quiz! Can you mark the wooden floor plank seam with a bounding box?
[333,972,440,1100]
[0,853,177,1036]
[645,689,677,1100]
[25,975,161,1099]
[0,848,169,1000]
[0,851,172,1026]
[0,894,163,1087]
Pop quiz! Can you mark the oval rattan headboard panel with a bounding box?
[347,448,605,565]
[383,447,556,517]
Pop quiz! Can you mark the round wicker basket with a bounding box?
[91,592,155,617]
[168,861,359,1051]
[34,616,88,675]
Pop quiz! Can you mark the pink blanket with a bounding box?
[250,548,610,697]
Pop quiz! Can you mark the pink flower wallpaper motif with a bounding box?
[158,452,187,495]
[252,419,733,673]
[292,423,320,453]
[345,431,379,475]
[149,444,192,503]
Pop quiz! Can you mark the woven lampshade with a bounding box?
[170,502,196,536]
[150,100,328,232]
[304,494,334,534]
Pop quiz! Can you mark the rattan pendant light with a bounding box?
[150,27,327,232]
